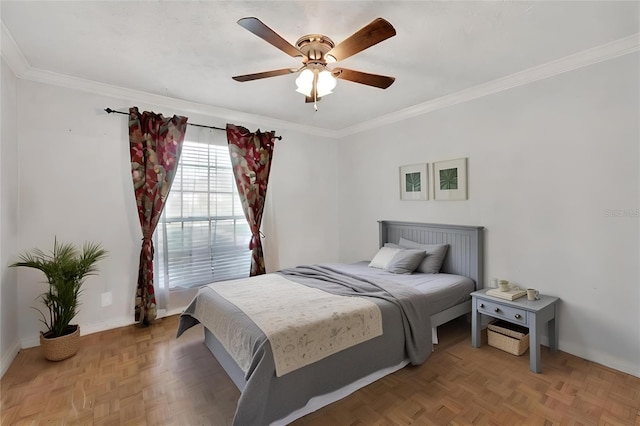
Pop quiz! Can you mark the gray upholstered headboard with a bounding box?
[378,221,485,289]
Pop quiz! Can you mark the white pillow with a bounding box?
[368,247,402,269]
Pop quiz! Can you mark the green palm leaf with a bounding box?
[11,238,108,337]
[439,168,458,190]
[405,172,421,192]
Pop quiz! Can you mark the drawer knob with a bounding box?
[479,303,484,308]
[494,308,500,313]
[515,314,521,319]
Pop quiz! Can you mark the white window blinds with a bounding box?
[155,128,251,290]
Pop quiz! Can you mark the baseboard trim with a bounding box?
[17,309,184,351]
[161,307,186,318]
[80,317,136,337]
[20,316,136,349]
[1,339,21,378]
[560,342,640,378]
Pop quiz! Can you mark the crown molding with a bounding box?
[18,67,339,139]
[0,20,338,139]
[2,20,637,140]
[339,33,640,137]
[1,22,30,76]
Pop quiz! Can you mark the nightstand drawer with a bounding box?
[477,300,528,325]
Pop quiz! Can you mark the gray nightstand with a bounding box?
[471,289,559,373]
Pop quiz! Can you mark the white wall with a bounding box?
[264,129,340,271]
[0,57,20,377]
[14,80,339,347]
[337,53,640,376]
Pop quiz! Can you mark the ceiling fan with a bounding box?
[232,17,396,107]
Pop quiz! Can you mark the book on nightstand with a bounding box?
[486,288,527,301]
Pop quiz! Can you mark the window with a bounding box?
[155,129,251,290]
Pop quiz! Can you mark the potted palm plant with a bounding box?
[11,238,108,361]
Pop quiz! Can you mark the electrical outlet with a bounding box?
[101,291,112,307]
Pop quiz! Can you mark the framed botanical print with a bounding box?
[433,158,467,200]
[399,164,428,200]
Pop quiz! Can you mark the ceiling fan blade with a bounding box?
[332,68,395,89]
[232,68,297,82]
[326,18,396,62]
[237,17,305,58]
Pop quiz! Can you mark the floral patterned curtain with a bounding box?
[129,107,188,325]
[226,124,276,276]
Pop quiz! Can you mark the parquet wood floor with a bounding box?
[1,315,638,425]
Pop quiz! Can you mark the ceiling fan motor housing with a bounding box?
[296,34,336,63]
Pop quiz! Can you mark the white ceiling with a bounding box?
[1,1,639,134]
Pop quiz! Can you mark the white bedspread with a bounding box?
[198,274,383,377]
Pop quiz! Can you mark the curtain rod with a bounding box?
[104,108,282,140]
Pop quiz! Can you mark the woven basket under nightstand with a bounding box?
[487,320,529,356]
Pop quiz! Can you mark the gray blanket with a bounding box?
[279,264,433,365]
[177,264,433,425]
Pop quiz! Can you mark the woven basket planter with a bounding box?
[40,325,80,361]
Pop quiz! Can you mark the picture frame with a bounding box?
[433,158,467,201]
[399,164,428,201]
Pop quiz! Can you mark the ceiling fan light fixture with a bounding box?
[316,70,337,97]
[295,68,314,96]
[295,67,337,98]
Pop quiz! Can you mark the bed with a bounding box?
[177,221,484,425]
